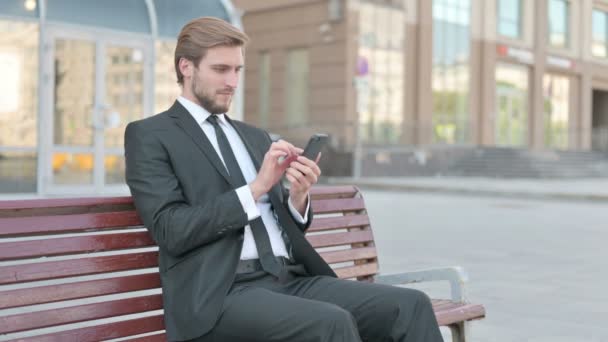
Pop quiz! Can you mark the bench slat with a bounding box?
[311,198,366,214]
[306,230,374,248]
[126,332,167,342]
[0,273,161,310]
[310,186,358,199]
[308,214,370,232]
[0,231,155,261]
[0,251,158,285]
[15,315,164,342]
[319,247,377,264]
[335,262,378,279]
[0,295,162,334]
[0,211,142,237]
[0,197,133,211]
[434,302,486,326]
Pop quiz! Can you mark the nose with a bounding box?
[226,70,239,89]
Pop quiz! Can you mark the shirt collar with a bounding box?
[177,95,227,126]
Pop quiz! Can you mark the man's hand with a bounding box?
[285,153,322,215]
[250,140,301,201]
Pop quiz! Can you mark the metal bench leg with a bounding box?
[449,321,469,342]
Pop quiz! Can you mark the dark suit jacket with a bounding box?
[124,101,336,341]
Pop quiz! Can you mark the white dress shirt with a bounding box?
[177,96,309,260]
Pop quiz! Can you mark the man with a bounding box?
[125,17,442,342]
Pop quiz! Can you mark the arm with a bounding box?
[125,123,249,257]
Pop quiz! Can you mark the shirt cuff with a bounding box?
[236,185,261,221]
[288,193,309,224]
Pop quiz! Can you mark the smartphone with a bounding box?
[302,133,329,161]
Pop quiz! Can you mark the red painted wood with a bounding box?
[15,315,164,342]
[126,332,167,342]
[0,251,158,285]
[0,273,161,309]
[311,198,366,214]
[334,262,378,279]
[0,187,486,335]
[0,295,162,334]
[319,247,378,264]
[308,214,370,232]
[306,230,374,248]
[0,211,142,237]
[310,186,358,198]
[434,302,486,326]
[0,196,134,210]
[0,231,155,261]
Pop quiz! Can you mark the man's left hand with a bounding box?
[286,154,322,215]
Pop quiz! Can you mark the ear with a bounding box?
[178,57,193,81]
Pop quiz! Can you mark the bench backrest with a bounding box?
[0,185,377,341]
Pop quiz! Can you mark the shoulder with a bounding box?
[230,119,273,143]
[127,111,172,131]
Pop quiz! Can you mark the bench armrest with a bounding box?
[374,266,468,303]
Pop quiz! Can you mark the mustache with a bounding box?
[217,89,235,95]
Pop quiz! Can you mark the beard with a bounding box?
[192,77,232,115]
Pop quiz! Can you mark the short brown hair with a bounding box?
[174,17,250,85]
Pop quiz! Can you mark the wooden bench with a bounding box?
[0,185,485,341]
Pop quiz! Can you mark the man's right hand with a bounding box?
[250,140,302,201]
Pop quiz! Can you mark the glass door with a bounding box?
[43,27,150,195]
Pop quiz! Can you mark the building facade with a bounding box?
[0,0,241,197]
[234,0,608,175]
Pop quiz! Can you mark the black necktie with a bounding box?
[207,115,283,277]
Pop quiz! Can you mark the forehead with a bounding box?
[201,45,244,65]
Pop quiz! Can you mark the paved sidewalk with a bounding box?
[326,177,608,202]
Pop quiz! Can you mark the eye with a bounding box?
[213,66,229,73]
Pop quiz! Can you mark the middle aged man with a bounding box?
[124,16,443,342]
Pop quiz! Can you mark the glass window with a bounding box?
[497,0,522,38]
[0,20,39,193]
[543,74,570,149]
[47,0,150,33]
[548,0,570,48]
[285,48,309,127]
[258,52,271,129]
[592,9,608,58]
[432,0,471,144]
[495,63,529,147]
[357,2,406,145]
[154,40,181,113]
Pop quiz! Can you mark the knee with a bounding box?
[323,304,357,327]
[317,304,359,340]
[393,288,434,315]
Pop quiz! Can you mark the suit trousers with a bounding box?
[187,265,443,342]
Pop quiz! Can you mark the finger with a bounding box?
[285,172,299,185]
[293,158,321,177]
[275,139,297,152]
[269,142,292,156]
[285,172,304,190]
[287,167,314,187]
[315,152,322,164]
[279,154,298,168]
[266,150,288,163]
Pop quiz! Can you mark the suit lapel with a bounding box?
[168,101,235,187]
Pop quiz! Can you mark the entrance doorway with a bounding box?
[592,89,608,151]
[41,27,151,195]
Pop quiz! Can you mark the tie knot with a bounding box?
[207,114,220,127]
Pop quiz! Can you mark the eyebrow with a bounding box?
[210,64,244,69]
